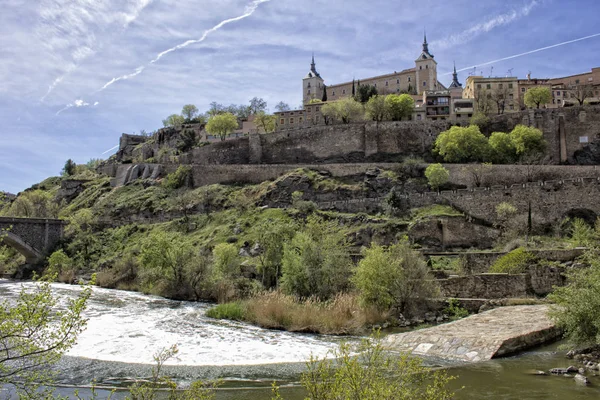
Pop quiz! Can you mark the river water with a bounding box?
[1,280,599,399]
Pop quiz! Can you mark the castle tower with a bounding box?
[415,32,438,95]
[448,62,463,98]
[303,54,324,105]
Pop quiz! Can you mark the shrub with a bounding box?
[281,216,352,300]
[46,250,75,283]
[352,242,439,317]
[162,166,192,190]
[444,298,469,320]
[298,334,455,400]
[434,125,490,163]
[569,218,596,247]
[425,163,449,190]
[205,302,245,320]
[548,252,600,346]
[489,247,536,274]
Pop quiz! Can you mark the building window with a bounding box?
[342,89,346,94]
[385,81,388,86]
[468,114,472,118]
[290,117,294,124]
[299,117,303,123]
[486,84,491,89]
[316,106,320,111]
[509,94,514,100]
[576,79,580,84]
[417,114,422,120]
[510,105,514,110]
[315,116,320,122]
[397,89,400,92]
[374,83,377,87]
[499,83,503,89]
[332,91,335,96]
[307,108,311,113]
[280,119,285,125]
[552,99,556,104]
[521,88,526,93]
[307,83,311,88]
[557,99,561,104]
[397,79,400,84]
[420,66,422,70]
[564,91,567,96]
[408,77,411,82]
[307,89,311,94]
[423,81,426,87]
[509,83,513,89]
[426,65,428,69]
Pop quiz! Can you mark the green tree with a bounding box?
[0,278,92,398]
[281,216,351,299]
[524,86,552,109]
[425,163,450,190]
[434,125,490,163]
[139,231,194,296]
[254,111,277,133]
[62,159,76,176]
[489,131,516,163]
[321,97,364,124]
[212,243,241,280]
[46,249,74,278]
[352,242,439,316]
[509,125,546,160]
[7,190,59,218]
[255,219,296,288]
[548,252,600,346]
[385,93,415,121]
[162,114,185,128]
[181,104,199,121]
[298,334,454,400]
[365,95,386,122]
[205,112,239,141]
[354,84,378,103]
[162,166,192,190]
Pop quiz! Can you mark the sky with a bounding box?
[1,0,599,194]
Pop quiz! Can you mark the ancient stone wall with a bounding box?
[439,274,528,299]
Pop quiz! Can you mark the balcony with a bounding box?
[454,107,474,113]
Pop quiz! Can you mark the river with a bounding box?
[1,280,598,399]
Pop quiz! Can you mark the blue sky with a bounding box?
[1,0,599,194]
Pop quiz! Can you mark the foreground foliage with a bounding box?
[273,334,454,400]
[549,252,600,347]
[0,277,92,398]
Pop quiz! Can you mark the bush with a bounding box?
[162,166,192,190]
[281,216,352,300]
[434,125,490,163]
[297,334,454,400]
[489,247,536,274]
[425,163,449,190]
[569,218,596,247]
[205,302,245,320]
[352,242,439,317]
[46,250,76,283]
[444,298,469,320]
[548,252,600,346]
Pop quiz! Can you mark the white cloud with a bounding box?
[56,98,92,115]
[432,0,541,49]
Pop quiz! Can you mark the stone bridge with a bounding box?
[0,217,67,263]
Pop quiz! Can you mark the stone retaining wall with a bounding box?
[461,248,586,274]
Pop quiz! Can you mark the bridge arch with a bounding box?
[0,217,67,265]
[1,231,43,263]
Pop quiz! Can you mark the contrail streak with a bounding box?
[102,145,119,154]
[443,33,600,76]
[95,0,270,93]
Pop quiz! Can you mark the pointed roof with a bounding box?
[305,53,322,79]
[417,30,434,60]
[449,62,462,88]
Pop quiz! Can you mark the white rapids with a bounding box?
[0,280,346,366]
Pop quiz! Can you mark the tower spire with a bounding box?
[422,29,429,54]
[449,61,462,88]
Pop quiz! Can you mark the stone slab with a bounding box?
[384,305,560,363]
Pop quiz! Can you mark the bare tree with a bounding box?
[491,85,510,115]
[569,82,595,106]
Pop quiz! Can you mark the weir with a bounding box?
[384,305,559,362]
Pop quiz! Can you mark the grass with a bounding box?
[205,302,245,320]
[411,205,463,220]
[489,247,536,274]
[206,292,389,335]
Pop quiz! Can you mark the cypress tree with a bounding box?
[352,79,356,96]
[322,85,328,102]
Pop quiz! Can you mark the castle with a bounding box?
[274,34,600,131]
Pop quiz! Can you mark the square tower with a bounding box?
[415,33,438,95]
[303,54,325,104]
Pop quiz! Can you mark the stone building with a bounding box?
[463,76,520,115]
[310,34,447,104]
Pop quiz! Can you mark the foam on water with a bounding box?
[0,280,345,366]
